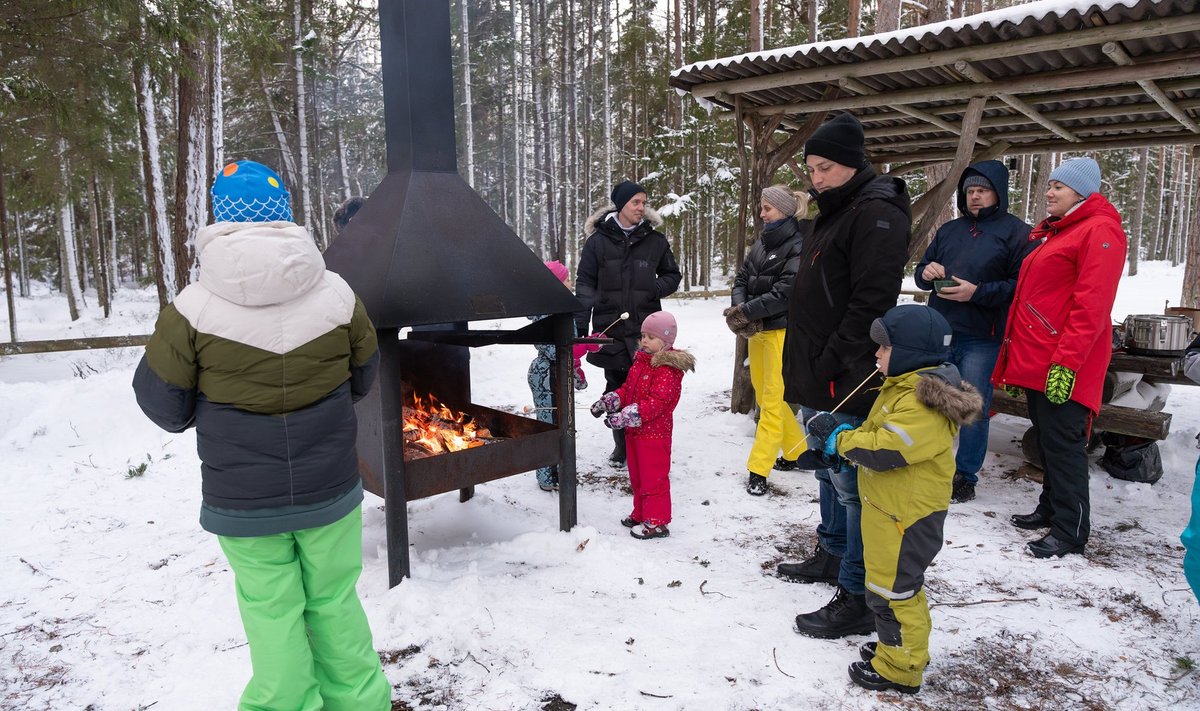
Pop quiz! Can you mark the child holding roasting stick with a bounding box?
[794,304,982,695]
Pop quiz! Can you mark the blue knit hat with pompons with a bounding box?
[211,160,293,223]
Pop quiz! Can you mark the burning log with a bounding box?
[401,392,503,459]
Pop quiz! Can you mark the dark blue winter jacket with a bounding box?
[914,160,1036,341]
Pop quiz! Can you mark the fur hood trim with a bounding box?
[650,348,695,372]
[584,204,664,235]
[914,365,983,426]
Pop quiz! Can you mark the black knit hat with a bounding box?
[804,113,866,169]
[611,180,647,213]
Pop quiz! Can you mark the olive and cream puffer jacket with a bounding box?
[133,221,378,534]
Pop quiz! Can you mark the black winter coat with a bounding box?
[783,167,912,416]
[914,160,1036,341]
[576,207,682,370]
[732,217,810,331]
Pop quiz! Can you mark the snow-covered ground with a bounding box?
[3,261,1199,710]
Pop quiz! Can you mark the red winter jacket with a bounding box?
[614,348,695,440]
[991,194,1127,414]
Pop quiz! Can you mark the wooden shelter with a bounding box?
[669,0,1200,250]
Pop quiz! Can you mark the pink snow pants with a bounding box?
[626,434,672,526]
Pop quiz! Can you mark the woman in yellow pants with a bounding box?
[726,185,811,496]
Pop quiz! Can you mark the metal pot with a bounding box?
[1124,314,1193,356]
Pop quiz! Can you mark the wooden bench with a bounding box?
[990,388,1172,440]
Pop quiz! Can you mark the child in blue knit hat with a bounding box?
[134,160,391,709]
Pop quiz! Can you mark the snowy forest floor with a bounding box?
[3,261,1200,710]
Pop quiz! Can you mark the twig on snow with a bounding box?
[465,651,491,674]
[700,580,730,599]
[639,691,673,698]
[930,596,1037,608]
[773,647,796,679]
[20,557,63,581]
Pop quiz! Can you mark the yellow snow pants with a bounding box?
[746,328,806,476]
[859,467,950,688]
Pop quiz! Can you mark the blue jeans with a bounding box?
[948,336,1000,484]
[803,406,866,595]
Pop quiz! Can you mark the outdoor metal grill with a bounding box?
[323,0,582,587]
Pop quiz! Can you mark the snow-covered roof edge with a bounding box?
[671,0,1137,78]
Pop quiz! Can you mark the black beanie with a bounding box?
[804,113,866,169]
[611,180,646,213]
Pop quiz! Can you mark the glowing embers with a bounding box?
[401,392,501,459]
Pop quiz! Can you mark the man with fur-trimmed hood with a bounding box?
[802,304,983,695]
[576,180,682,466]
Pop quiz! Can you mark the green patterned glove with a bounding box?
[1045,364,1076,405]
[1003,384,1023,398]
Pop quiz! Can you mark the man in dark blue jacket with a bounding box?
[914,160,1035,502]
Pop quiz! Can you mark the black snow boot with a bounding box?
[774,456,802,471]
[794,585,875,639]
[777,546,841,584]
[848,660,920,694]
[747,473,769,496]
[950,473,975,503]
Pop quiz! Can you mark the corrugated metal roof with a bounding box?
[670,0,1200,164]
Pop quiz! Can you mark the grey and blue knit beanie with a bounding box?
[1047,157,1101,199]
[211,160,293,223]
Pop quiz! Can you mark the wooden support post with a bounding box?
[910,97,986,252]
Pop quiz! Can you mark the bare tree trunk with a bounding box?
[88,174,111,317]
[293,0,314,238]
[808,0,818,42]
[847,0,861,37]
[876,0,901,32]
[17,213,30,298]
[57,140,81,322]
[1030,153,1053,224]
[0,140,17,341]
[134,41,176,304]
[212,7,225,172]
[1182,150,1200,308]
[174,32,208,289]
[260,71,299,188]
[459,0,475,187]
[1128,146,1150,276]
[750,0,762,50]
[1152,146,1167,260]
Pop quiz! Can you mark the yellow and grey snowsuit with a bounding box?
[832,364,982,688]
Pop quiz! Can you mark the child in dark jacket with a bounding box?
[590,311,694,539]
[803,304,982,695]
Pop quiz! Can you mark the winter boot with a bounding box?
[774,456,802,471]
[859,641,877,662]
[747,473,769,496]
[794,585,875,639]
[848,661,920,694]
[630,523,669,540]
[620,516,641,528]
[1027,532,1085,558]
[1010,509,1052,530]
[777,546,841,584]
[950,473,975,503]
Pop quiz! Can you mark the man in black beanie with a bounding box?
[576,180,682,466]
[775,112,913,640]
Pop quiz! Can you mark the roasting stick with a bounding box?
[829,367,882,414]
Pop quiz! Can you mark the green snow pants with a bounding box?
[218,506,391,711]
[860,469,949,689]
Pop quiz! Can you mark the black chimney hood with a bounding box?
[323,0,579,327]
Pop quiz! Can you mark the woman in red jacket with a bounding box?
[992,157,1126,559]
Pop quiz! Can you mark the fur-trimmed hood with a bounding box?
[649,348,695,373]
[913,364,983,426]
[583,204,664,235]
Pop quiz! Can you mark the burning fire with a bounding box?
[402,392,495,458]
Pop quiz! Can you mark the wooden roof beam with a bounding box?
[1102,42,1200,134]
[838,76,993,146]
[686,14,1200,99]
[870,119,1191,152]
[953,61,1080,142]
[874,132,1200,164]
[755,53,1200,116]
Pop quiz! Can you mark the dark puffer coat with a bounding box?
[575,206,682,370]
[914,160,1036,340]
[732,217,810,331]
[782,166,912,416]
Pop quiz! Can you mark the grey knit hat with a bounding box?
[1048,157,1101,198]
[761,185,799,217]
[962,175,994,192]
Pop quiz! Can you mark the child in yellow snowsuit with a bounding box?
[804,304,983,694]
